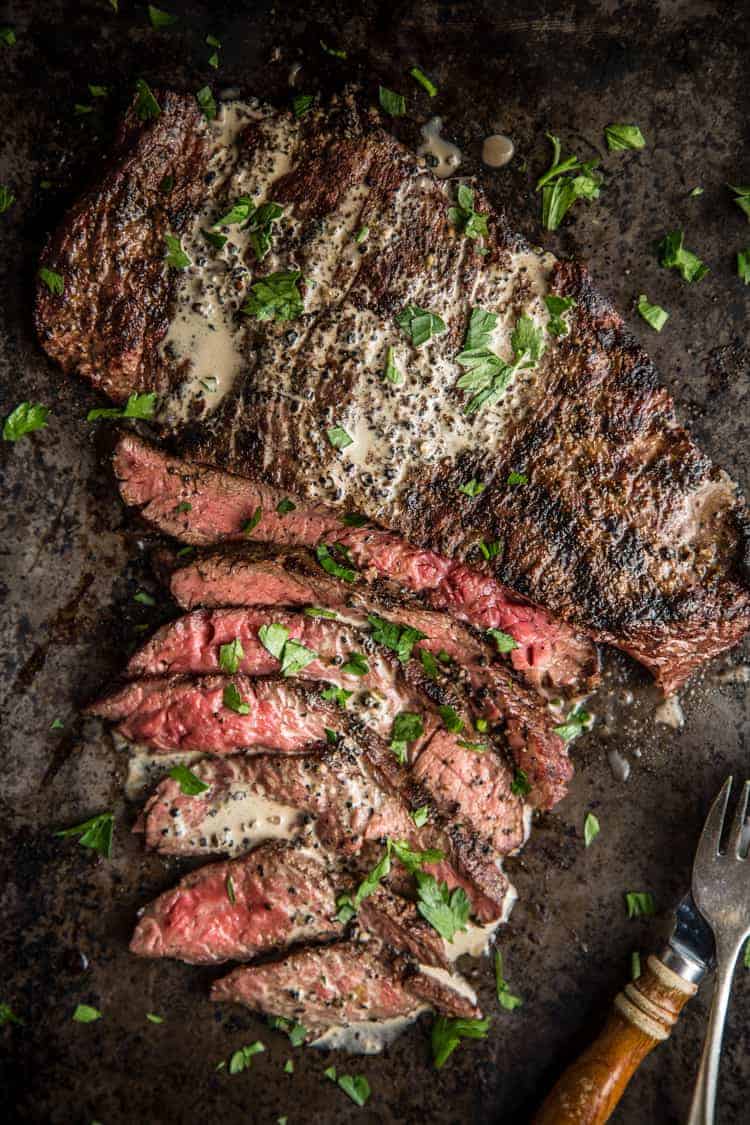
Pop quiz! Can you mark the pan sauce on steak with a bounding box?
[35,92,750,692]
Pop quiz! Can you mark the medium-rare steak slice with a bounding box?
[114,434,596,695]
[162,545,572,808]
[129,841,342,964]
[36,94,750,692]
[86,674,336,753]
[210,940,479,1035]
[358,888,449,971]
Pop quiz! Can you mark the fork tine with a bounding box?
[726,779,750,858]
[693,777,733,873]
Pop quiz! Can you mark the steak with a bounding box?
[86,674,337,753]
[162,545,572,809]
[35,94,750,693]
[129,841,343,964]
[115,434,596,695]
[210,940,479,1034]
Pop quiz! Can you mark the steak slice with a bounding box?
[37,94,750,692]
[86,674,336,753]
[210,940,479,1035]
[129,841,342,964]
[358,888,449,971]
[163,546,572,809]
[114,434,597,695]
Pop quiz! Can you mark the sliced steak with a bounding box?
[210,940,479,1034]
[86,674,336,753]
[358,888,449,970]
[129,841,342,964]
[163,547,572,809]
[114,435,596,695]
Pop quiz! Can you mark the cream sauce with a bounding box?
[718,663,750,684]
[482,134,514,168]
[418,965,477,1006]
[654,696,685,730]
[123,741,204,801]
[417,117,462,178]
[311,1011,427,1054]
[175,787,306,855]
[607,748,631,783]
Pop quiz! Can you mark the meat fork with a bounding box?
[534,777,750,1125]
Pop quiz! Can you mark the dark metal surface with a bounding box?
[1,2,749,1122]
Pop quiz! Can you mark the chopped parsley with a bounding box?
[604,124,646,152]
[269,1016,308,1046]
[658,230,709,283]
[738,250,750,284]
[228,1042,265,1073]
[431,1016,490,1069]
[728,184,750,220]
[744,938,750,969]
[438,704,464,734]
[478,539,502,561]
[414,874,470,941]
[354,225,369,244]
[0,185,14,213]
[219,638,245,674]
[409,66,437,97]
[632,951,642,979]
[457,313,545,414]
[544,294,575,337]
[689,186,704,197]
[276,497,296,516]
[133,589,156,606]
[164,233,190,269]
[411,805,429,828]
[223,683,250,715]
[341,512,368,529]
[507,471,528,486]
[3,402,49,442]
[321,684,353,708]
[584,811,600,847]
[304,606,338,619]
[320,40,347,59]
[148,5,177,28]
[337,1075,371,1107]
[50,718,65,731]
[553,704,592,742]
[494,951,523,1010]
[448,184,488,243]
[214,195,254,226]
[243,506,262,534]
[625,891,656,919]
[316,543,357,583]
[384,345,403,384]
[258,622,291,660]
[258,623,317,677]
[510,769,531,798]
[379,86,406,116]
[74,103,94,117]
[56,812,114,858]
[242,270,303,321]
[341,652,368,676]
[0,27,16,47]
[225,873,236,904]
[0,1003,23,1027]
[39,267,64,295]
[196,86,217,121]
[327,425,353,449]
[73,1004,102,1023]
[206,33,220,68]
[536,133,602,231]
[456,739,487,753]
[146,1012,164,1023]
[87,391,156,421]
[419,648,439,679]
[284,1059,294,1074]
[246,202,284,262]
[396,304,446,347]
[168,764,210,796]
[134,78,160,121]
[390,711,424,763]
[459,478,485,498]
[89,84,109,98]
[292,93,314,118]
[637,294,669,331]
[487,628,518,653]
[368,613,426,663]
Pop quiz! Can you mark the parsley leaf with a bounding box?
[368,613,426,663]
[457,314,544,414]
[354,225,369,244]
[729,184,750,221]
[507,471,528,486]
[246,202,284,262]
[438,704,464,733]
[390,712,424,763]
[459,478,485,497]
[219,638,245,674]
[411,805,429,827]
[431,1016,490,1069]
[341,512,368,527]
[269,1016,308,1046]
[3,402,49,442]
[553,704,592,742]
[88,84,109,98]
[327,425,353,449]
[384,345,403,384]
[164,232,190,269]
[625,892,656,919]
[321,684,352,708]
[148,6,177,28]
[133,589,156,606]
[73,1004,102,1023]
[448,184,489,242]
[316,543,358,583]
[544,294,575,337]
[320,39,347,59]
[0,185,14,213]
[280,639,317,677]
[604,124,646,152]
[658,230,709,283]
[419,648,439,679]
[487,628,518,653]
[379,86,405,116]
[584,811,600,847]
[87,392,156,421]
[225,873,236,904]
[304,606,338,619]
[396,304,446,347]
[536,133,602,231]
[214,195,254,227]
[242,507,262,535]
[637,294,669,331]
[632,951,642,979]
[56,812,113,858]
[0,1003,23,1026]
[39,267,64,294]
[337,1075,371,1107]
[478,539,502,561]
[463,307,497,350]
[292,93,313,118]
[223,683,250,715]
[737,249,750,284]
[196,86,217,121]
[1,27,16,47]
[510,769,531,798]
[416,876,471,940]
[341,652,368,676]
[258,623,290,661]
[494,951,523,1010]
[146,1012,164,1023]
[276,497,295,516]
[242,271,303,321]
[134,78,160,121]
[228,1042,265,1073]
[168,764,209,796]
[409,66,437,97]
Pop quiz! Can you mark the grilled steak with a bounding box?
[358,888,449,970]
[161,546,572,808]
[210,940,479,1034]
[129,841,343,964]
[115,434,596,695]
[87,674,336,753]
[35,95,750,692]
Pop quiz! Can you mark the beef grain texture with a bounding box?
[35,92,750,691]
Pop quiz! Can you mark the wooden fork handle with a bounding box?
[533,955,698,1125]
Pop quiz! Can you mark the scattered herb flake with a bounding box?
[214,195,254,227]
[243,506,262,535]
[584,812,600,847]
[327,425,353,450]
[438,704,464,734]
[637,294,669,331]
[258,622,290,661]
[228,1042,265,1073]
[689,186,704,197]
[510,769,531,798]
[409,66,437,97]
[457,314,544,414]
[39,267,64,295]
[276,497,296,516]
[203,229,227,250]
[89,84,109,98]
[459,478,485,498]
[146,1013,164,1024]
[384,345,403,384]
[0,27,16,46]
[280,639,317,677]
[658,230,709,283]
[321,684,353,708]
[316,543,357,583]
[56,812,114,858]
[219,638,245,675]
[73,1004,102,1023]
[604,124,646,152]
[396,304,446,347]
[631,951,642,980]
[737,249,750,284]
[354,225,369,244]
[87,391,156,421]
[3,402,49,442]
[487,628,518,653]
[148,6,177,28]
[368,613,426,663]
[448,184,489,243]
[0,1003,23,1026]
[50,718,65,731]
[553,705,592,742]
[728,184,750,220]
[134,78,161,121]
[478,539,502,561]
[225,874,236,904]
[304,606,338,619]
[341,652,369,676]
[625,891,656,919]
[379,86,406,116]
[320,40,347,59]
[431,1015,490,1069]
[494,951,523,1010]
[342,511,368,527]
[133,590,156,606]
[0,185,15,213]
[456,739,487,753]
[411,805,429,828]
[168,764,209,796]
[223,683,251,715]
[242,270,303,322]
[293,93,314,118]
[338,1075,371,1107]
[284,1059,294,1074]
[536,133,602,231]
[324,1065,338,1081]
[419,648,439,679]
[507,471,528,486]
[164,232,191,269]
[544,294,575,337]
